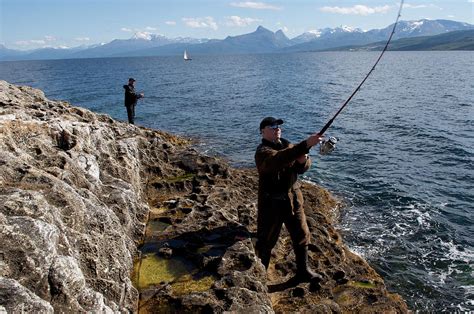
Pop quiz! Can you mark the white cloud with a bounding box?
[121,27,133,32]
[447,15,455,18]
[404,4,442,10]
[15,35,56,47]
[403,0,444,10]
[403,4,427,9]
[74,37,90,41]
[145,26,157,31]
[31,40,43,45]
[230,1,282,10]
[225,16,261,27]
[320,5,391,15]
[134,32,153,40]
[276,22,289,33]
[182,17,218,30]
[165,21,176,26]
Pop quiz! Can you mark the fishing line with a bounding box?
[318,0,405,136]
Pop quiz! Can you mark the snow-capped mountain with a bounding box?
[69,34,210,58]
[1,19,472,61]
[285,19,473,52]
[389,19,473,38]
[122,25,294,57]
[292,26,364,44]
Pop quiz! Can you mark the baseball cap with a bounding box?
[259,117,284,130]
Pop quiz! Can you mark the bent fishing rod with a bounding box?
[318,0,405,139]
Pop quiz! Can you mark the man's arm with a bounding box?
[294,154,311,174]
[255,141,310,174]
[124,85,142,100]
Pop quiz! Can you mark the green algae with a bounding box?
[147,219,170,234]
[133,254,194,289]
[349,280,376,289]
[133,253,216,297]
[150,206,167,216]
[172,274,216,296]
[196,244,213,254]
[165,173,195,183]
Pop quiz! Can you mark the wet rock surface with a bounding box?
[0,81,407,313]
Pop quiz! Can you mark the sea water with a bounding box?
[1,51,473,311]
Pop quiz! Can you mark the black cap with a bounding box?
[128,78,136,82]
[259,117,284,130]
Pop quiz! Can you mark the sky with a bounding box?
[1,0,473,50]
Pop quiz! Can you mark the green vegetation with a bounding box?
[132,254,216,295]
[349,280,377,289]
[165,173,195,183]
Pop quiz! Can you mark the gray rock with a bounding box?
[0,80,408,313]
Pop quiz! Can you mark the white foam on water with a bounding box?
[407,207,432,227]
[461,285,474,293]
[456,303,474,312]
[394,222,411,236]
[347,236,389,260]
[425,239,474,308]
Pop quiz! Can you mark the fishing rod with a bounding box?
[318,0,405,155]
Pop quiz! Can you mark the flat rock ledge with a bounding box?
[0,80,408,313]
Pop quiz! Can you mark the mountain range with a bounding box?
[1,19,472,61]
[330,29,474,51]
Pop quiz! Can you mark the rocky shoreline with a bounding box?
[0,81,407,312]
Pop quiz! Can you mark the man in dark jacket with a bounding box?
[123,78,144,124]
[255,116,323,282]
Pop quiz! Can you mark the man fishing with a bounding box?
[255,117,323,282]
[253,0,404,286]
[123,78,144,124]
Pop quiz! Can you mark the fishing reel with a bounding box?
[319,136,338,155]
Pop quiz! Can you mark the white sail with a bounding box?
[184,50,191,61]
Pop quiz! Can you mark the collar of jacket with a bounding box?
[261,138,290,150]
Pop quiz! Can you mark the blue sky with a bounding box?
[1,0,473,50]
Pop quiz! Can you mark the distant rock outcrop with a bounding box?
[0,81,408,312]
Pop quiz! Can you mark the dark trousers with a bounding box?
[255,192,310,267]
[125,104,135,124]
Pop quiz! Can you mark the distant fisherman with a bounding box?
[123,78,144,124]
[255,117,323,282]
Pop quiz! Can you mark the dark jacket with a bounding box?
[123,84,142,107]
[255,138,311,210]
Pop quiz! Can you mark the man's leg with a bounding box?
[256,202,284,269]
[293,244,322,282]
[286,194,322,282]
[126,104,135,124]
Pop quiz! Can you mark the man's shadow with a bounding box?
[267,275,300,293]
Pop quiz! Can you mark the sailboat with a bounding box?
[184,50,192,61]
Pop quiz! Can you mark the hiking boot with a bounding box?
[295,245,323,282]
[256,248,271,270]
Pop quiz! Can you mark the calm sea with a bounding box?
[1,51,473,311]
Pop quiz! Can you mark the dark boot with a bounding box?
[258,250,271,270]
[295,245,322,282]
